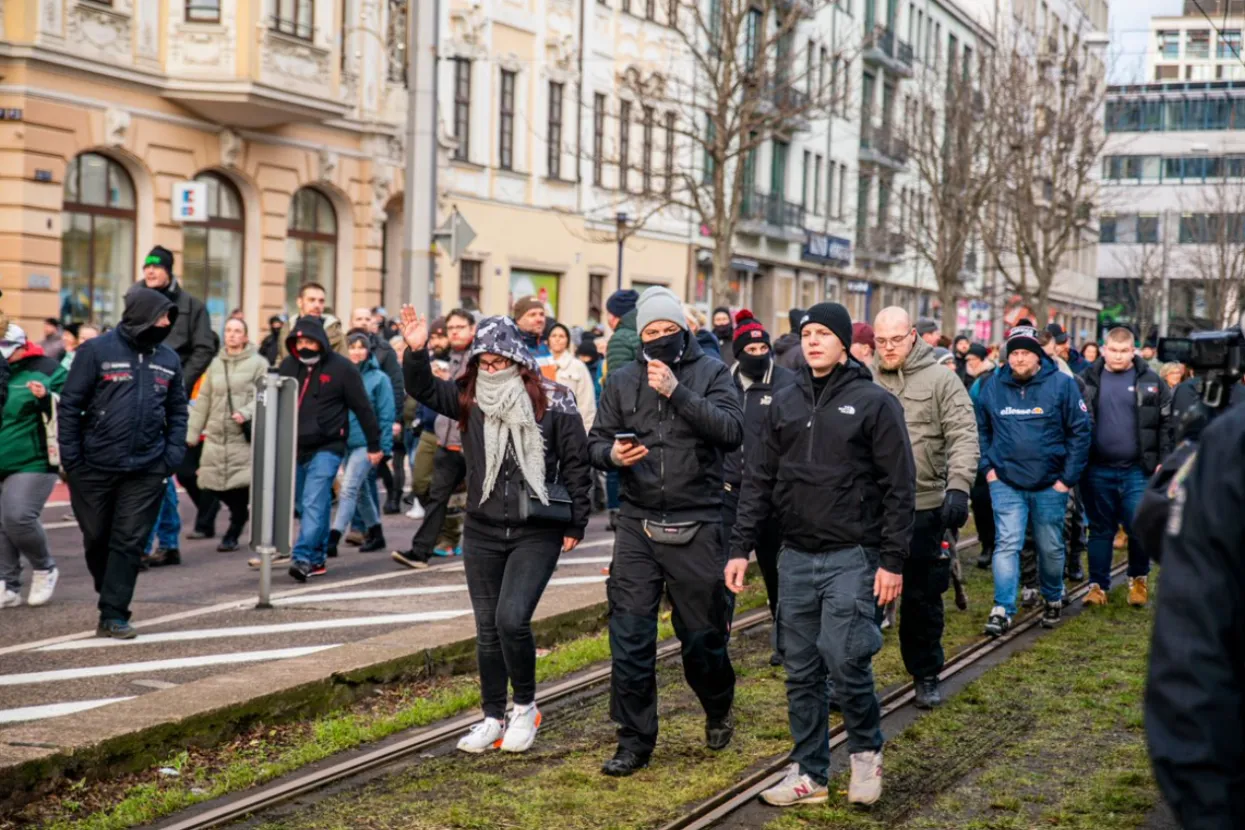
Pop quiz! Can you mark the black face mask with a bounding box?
[642,330,687,366]
[736,350,770,380]
[134,325,172,350]
[296,346,322,363]
[713,324,734,341]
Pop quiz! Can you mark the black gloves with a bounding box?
[941,489,970,530]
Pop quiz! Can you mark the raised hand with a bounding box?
[400,304,428,352]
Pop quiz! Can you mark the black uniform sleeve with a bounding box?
[162,363,190,471]
[402,348,462,421]
[182,301,217,389]
[730,399,781,559]
[342,360,382,453]
[56,341,98,471]
[587,372,625,471]
[871,393,917,573]
[667,363,744,451]
[554,409,593,540]
[1145,410,1245,830]
[1157,377,1175,464]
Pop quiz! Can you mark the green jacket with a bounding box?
[187,345,268,492]
[0,348,68,474]
[605,309,640,376]
[873,338,979,511]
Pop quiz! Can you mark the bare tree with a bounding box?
[1100,233,1165,344]
[1176,176,1245,329]
[982,28,1107,325]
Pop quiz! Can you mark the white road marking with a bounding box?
[274,575,607,606]
[0,645,337,686]
[40,520,79,530]
[0,697,136,723]
[131,679,179,690]
[39,611,473,651]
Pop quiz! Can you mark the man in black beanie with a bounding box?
[727,302,915,807]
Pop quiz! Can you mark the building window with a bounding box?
[452,58,471,161]
[60,153,135,326]
[1099,214,1116,243]
[642,105,655,193]
[645,0,655,19]
[1187,30,1210,59]
[745,9,762,71]
[1137,215,1160,244]
[813,155,823,216]
[807,39,815,96]
[801,150,811,210]
[664,111,676,196]
[589,273,605,324]
[838,163,847,218]
[1157,29,1180,58]
[828,162,836,218]
[285,188,337,311]
[771,140,788,201]
[499,70,516,171]
[593,93,606,186]
[182,173,244,335]
[272,0,313,39]
[619,100,631,191]
[186,0,220,23]
[668,0,678,28]
[548,81,564,179]
[1219,30,1242,60]
[459,260,481,310]
[622,0,630,13]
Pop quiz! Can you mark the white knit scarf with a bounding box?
[473,365,548,504]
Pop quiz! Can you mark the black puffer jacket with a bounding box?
[1081,356,1173,475]
[772,332,805,370]
[722,360,797,488]
[730,360,916,573]
[589,334,744,523]
[403,347,592,539]
[155,277,216,389]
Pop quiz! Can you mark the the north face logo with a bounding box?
[838,405,856,415]
[760,395,772,405]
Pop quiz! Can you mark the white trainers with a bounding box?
[500,703,542,753]
[1,587,21,608]
[406,499,426,520]
[457,717,505,754]
[27,568,58,607]
[848,749,883,805]
[760,763,829,806]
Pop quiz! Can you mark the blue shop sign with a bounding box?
[802,232,852,266]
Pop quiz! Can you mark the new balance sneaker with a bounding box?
[1,587,21,608]
[405,499,426,520]
[26,568,58,607]
[760,763,829,807]
[499,704,542,753]
[392,549,431,569]
[848,750,884,806]
[457,717,505,754]
[96,619,137,639]
[1128,576,1149,607]
[1041,599,1062,629]
[1084,584,1108,606]
[984,605,1011,637]
[1021,587,1040,608]
[248,552,292,569]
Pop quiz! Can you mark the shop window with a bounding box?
[60,153,136,326]
[183,173,244,334]
[272,0,313,39]
[285,188,337,311]
[459,260,481,311]
[589,273,605,324]
[186,0,220,23]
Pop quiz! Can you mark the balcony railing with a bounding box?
[859,124,909,167]
[863,26,914,73]
[741,190,806,230]
[855,226,906,261]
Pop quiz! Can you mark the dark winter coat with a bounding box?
[1081,356,1173,475]
[369,331,404,424]
[730,360,916,574]
[695,329,722,361]
[605,309,641,376]
[58,288,189,474]
[155,277,216,389]
[589,334,744,523]
[1065,347,1090,375]
[722,361,797,488]
[772,332,806,370]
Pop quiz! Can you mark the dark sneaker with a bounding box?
[146,548,181,567]
[601,747,650,777]
[96,619,137,639]
[706,711,734,751]
[913,676,942,709]
[975,547,993,570]
[326,529,341,559]
[216,538,240,553]
[392,549,431,570]
[359,525,387,553]
[769,651,783,667]
[984,605,1011,637]
[1041,599,1062,629]
[288,560,314,582]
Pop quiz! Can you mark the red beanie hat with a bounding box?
[732,309,770,357]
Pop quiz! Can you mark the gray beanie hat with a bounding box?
[635,286,688,334]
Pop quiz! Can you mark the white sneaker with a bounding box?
[848,749,883,805]
[1,588,21,608]
[406,499,426,520]
[500,703,542,752]
[457,717,505,754]
[27,568,58,607]
[760,763,828,806]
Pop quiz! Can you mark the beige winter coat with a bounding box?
[187,344,268,492]
[551,350,596,433]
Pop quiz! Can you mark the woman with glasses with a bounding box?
[399,307,591,755]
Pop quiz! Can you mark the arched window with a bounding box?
[61,153,136,325]
[285,188,337,311]
[183,172,244,334]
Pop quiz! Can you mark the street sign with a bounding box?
[433,208,476,263]
[172,181,209,222]
[250,372,299,608]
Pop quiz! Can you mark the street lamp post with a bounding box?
[615,211,628,292]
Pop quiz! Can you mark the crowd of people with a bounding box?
[0,253,1212,811]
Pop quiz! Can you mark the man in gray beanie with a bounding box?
[589,284,744,777]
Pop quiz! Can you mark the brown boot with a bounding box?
[1128,576,1149,607]
[1084,584,1108,606]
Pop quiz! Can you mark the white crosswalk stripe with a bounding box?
[0,697,136,723]
[272,575,607,606]
[0,645,338,686]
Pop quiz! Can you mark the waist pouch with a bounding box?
[643,519,702,546]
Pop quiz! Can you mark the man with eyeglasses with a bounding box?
[393,309,476,568]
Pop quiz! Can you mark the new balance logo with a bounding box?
[794,783,810,797]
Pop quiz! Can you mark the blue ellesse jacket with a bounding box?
[975,357,1092,491]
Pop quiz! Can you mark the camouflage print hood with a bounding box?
[469,316,538,372]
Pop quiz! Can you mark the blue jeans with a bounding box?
[333,448,380,534]
[292,450,343,566]
[989,479,1068,616]
[778,545,885,785]
[1081,464,1150,590]
[350,468,382,533]
[145,478,181,552]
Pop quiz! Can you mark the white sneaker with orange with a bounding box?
[457,717,505,753]
[500,703,542,752]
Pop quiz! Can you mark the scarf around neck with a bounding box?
[473,365,548,505]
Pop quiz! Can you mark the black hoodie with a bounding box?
[279,316,381,460]
[58,287,189,473]
[152,276,216,389]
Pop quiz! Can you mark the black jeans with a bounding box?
[177,441,219,535]
[408,447,466,556]
[722,484,781,619]
[899,509,952,680]
[68,467,166,622]
[970,470,995,554]
[206,487,250,542]
[608,515,735,755]
[462,525,563,719]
